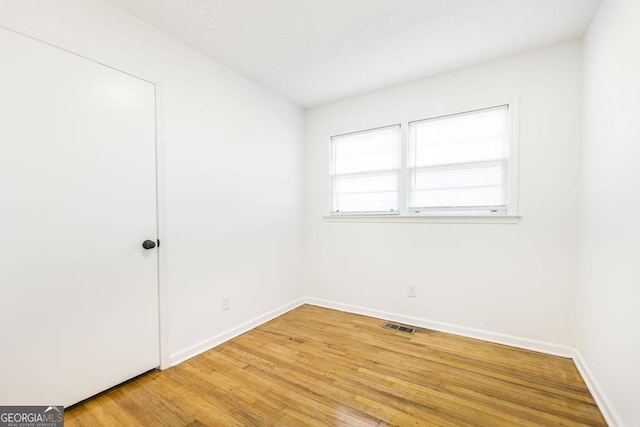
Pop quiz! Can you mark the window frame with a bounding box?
[329,124,402,216]
[406,104,511,216]
[326,100,520,223]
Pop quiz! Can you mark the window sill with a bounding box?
[322,214,520,224]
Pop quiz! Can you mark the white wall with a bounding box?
[0,0,304,363]
[303,41,583,347]
[579,0,640,425]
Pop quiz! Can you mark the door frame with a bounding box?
[0,15,171,369]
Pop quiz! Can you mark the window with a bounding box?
[329,104,516,220]
[408,105,510,215]
[330,125,401,214]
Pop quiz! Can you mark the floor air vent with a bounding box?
[383,322,416,334]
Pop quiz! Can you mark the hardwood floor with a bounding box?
[66,305,606,426]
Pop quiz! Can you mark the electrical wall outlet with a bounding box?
[221,295,230,311]
[407,283,417,298]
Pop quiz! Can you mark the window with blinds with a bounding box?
[330,125,401,214]
[408,105,510,215]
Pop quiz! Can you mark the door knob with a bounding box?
[142,240,156,250]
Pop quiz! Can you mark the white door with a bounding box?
[0,27,160,407]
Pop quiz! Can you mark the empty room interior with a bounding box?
[1,0,638,426]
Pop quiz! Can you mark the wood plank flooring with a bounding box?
[65,305,607,426]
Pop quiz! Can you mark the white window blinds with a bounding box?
[331,125,401,214]
[408,105,510,215]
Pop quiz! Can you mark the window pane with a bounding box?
[333,126,400,174]
[335,172,398,194]
[409,162,507,209]
[410,106,509,167]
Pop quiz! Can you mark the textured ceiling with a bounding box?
[107,0,601,108]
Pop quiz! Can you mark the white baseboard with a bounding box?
[572,350,622,427]
[169,298,305,366]
[305,297,574,357]
[305,297,620,426]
